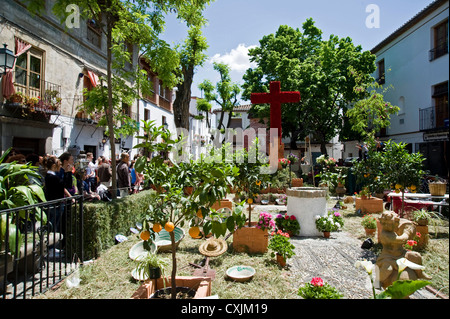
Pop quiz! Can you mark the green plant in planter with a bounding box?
[297,277,343,299]
[133,120,244,299]
[274,213,300,235]
[268,230,295,261]
[315,212,341,232]
[361,214,377,229]
[0,148,47,256]
[135,252,170,280]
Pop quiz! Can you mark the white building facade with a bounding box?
[370,0,448,177]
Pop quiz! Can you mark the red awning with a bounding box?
[2,38,32,99]
[87,70,99,87]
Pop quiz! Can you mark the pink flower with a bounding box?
[311,277,324,287]
[290,215,296,220]
[416,232,421,238]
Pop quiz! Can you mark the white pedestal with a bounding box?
[286,187,328,237]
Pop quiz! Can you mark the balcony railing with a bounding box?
[419,105,449,131]
[7,76,62,115]
[429,42,449,61]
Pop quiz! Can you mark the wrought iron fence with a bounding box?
[419,105,449,131]
[1,196,84,299]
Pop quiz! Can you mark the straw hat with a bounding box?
[199,238,228,257]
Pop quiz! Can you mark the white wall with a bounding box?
[373,2,449,139]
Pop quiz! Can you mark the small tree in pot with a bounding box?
[381,141,426,217]
[134,120,245,299]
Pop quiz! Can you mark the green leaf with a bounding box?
[28,184,47,202]
[134,155,147,173]
[384,280,431,299]
[226,215,236,232]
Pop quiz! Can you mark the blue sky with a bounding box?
[161,0,435,106]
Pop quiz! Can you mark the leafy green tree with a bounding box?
[242,18,376,154]
[24,0,211,198]
[198,62,241,134]
[172,24,209,131]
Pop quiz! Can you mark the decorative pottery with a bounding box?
[129,241,157,261]
[154,227,185,252]
[226,265,256,282]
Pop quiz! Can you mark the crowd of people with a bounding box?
[4,149,144,203]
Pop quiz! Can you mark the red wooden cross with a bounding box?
[250,81,301,143]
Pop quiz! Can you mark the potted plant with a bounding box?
[412,209,433,226]
[133,121,244,299]
[135,252,169,280]
[268,230,295,267]
[275,194,287,205]
[274,213,300,236]
[361,214,377,236]
[382,141,426,217]
[255,211,275,232]
[359,187,370,200]
[6,92,25,104]
[315,213,340,238]
[297,277,343,299]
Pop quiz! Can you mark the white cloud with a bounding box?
[209,43,257,72]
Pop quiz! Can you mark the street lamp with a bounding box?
[0,44,16,75]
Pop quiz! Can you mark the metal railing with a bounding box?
[1,196,84,299]
[11,74,62,115]
[419,105,449,131]
[429,42,449,61]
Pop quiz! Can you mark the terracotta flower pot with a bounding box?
[364,228,376,236]
[276,253,286,267]
[323,231,330,238]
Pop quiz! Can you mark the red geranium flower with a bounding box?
[310,277,324,287]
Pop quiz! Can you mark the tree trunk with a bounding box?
[106,13,117,199]
[173,66,194,131]
[170,230,177,299]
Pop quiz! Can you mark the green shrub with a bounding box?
[82,190,156,260]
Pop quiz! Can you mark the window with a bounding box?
[433,81,449,129]
[144,108,150,121]
[14,47,43,98]
[162,115,167,126]
[122,103,131,117]
[377,59,385,84]
[123,42,134,70]
[159,81,166,99]
[398,96,405,114]
[430,19,448,61]
[87,18,102,48]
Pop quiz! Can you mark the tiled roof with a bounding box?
[212,104,252,113]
